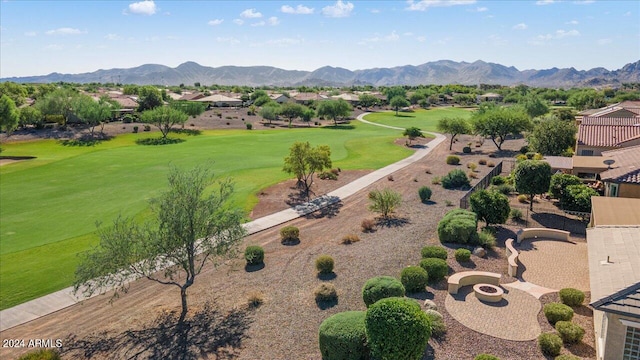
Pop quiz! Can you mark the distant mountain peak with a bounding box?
[2,60,638,88]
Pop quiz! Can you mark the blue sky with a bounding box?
[1,0,638,78]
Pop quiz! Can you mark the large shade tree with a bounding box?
[389,96,410,115]
[437,116,471,150]
[316,99,352,126]
[471,105,531,150]
[74,166,246,325]
[279,102,305,127]
[140,106,188,139]
[0,94,20,135]
[527,115,577,156]
[470,189,510,227]
[513,160,552,210]
[282,141,332,196]
[137,86,164,112]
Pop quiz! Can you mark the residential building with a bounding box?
[599,146,640,198]
[575,117,640,156]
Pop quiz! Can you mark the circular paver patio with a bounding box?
[517,238,590,291]
[445,286,541,341]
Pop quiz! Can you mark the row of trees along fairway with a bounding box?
[74,166,246,325]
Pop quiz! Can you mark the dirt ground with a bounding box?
[0,118,594,359]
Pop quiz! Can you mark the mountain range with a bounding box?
[2,60,639,88]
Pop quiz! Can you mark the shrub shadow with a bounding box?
[244,263,265,272]
[62,302,252,360]
[317,272,337,281]
[305,201,343,219]
[281,239,300,246]
[459,261,476,269]
[407,291,433,301]
[0,155,37,161]
[316,298,338,310]
[422,200,437,205]
[376,217,410,228]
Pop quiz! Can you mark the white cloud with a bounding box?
[44,44,63,51]
[475,6,488,12]
[513,23,527,30]
[281,5,314,14]
[597,38,612,45]
[45,27,85,35]
[406,0,476,11]
[555,29,580,38]
[566,20,579,24]
[24,31,37,37]
[573,0,594,4]
[104,33,121,40]
[216,37,240,44]
[208,19,224,26]
[403,32,414,36]
[128,0,156,15]
[370,9,380,13]
[233,19,244,25]
[530,28,580,45]
[417,36,427,42]
[240,8,262,18]
[268,16,280,25]
[266,38,302,46]
[251,21,265,27]
[535,0,556,5]
[359,30,400,44]
[322,0,354,18]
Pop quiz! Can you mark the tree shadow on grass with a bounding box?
[321,124,355,130]
[59,134,113,147]
[62,302,253,360]
[170,128,202,136]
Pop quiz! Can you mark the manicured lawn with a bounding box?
[364,107,473,133]
[0,121,412,309]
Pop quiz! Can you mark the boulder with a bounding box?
[473,247,487,258]
[423,299,438,311]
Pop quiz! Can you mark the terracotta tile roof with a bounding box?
[577,122,640,147]
[580,117,640,126]
[600,145,640,184]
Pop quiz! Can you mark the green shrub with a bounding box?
[419,258,448,282]
[538,332,563,356]
[315,283,338,302]
[319,171,338,180]
[474,355,500,360]
[455,248,471,262]
[319,311,369,360]
[424,309,446,338]
[549,173,582,199]
[17,350,62,360]
[467,162,478,171]
[365,297,431,360]
[280,225,300,244]
[491,175,507,185]
[431,176,442,185]
[437,209,479,245]
[517,194,528,203]
[400,266,429,293]
[418,186,432,202]
[133,125,139,133]
[442,169,470,189]
[559,288,585,307]
[368,188,403,219]
[244,245,265,265]
[543,303,574,324]
[362,276,405,307]
[560,184,599,212]
[478,229,496,249]
[446,155,460,165]
[510,208,523,221]
[496,184,515,195]
[463,146,472,153]
[421,246,448,260]
[246,123,253,130]
[555,321,585,344]
[316,255,335,274]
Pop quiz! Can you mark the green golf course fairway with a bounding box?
[1,120,422,309]
[364,108,472,132]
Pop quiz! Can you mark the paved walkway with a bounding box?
[445,286,542,341]
[0,114,446,332]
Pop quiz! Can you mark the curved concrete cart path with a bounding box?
[0,113,446,332]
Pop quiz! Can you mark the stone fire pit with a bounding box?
[473,283,504,303]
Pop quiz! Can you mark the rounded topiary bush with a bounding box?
[543,303,574,324]
[446,155,460,165]
[538,332,563,356]
[362,276,405,307]
[559,288,585,307]
[316,255,335,274]
[421,246,448,260]
[315,283,338,302]
[555,321,585,344]
[455,248,471,262]
[419,258,448,282]
[424,309,446,338]
[418,186,432,202]
[474,355,500,360]
[491,175,506,185]
[318,311,369,360]
[244,245,264,266]
[17,350,62,360]
[441,169,470,189]
[400,266,429,293]
[365,297,431,360]
[437,209,479,245]
[280,225,300,244]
